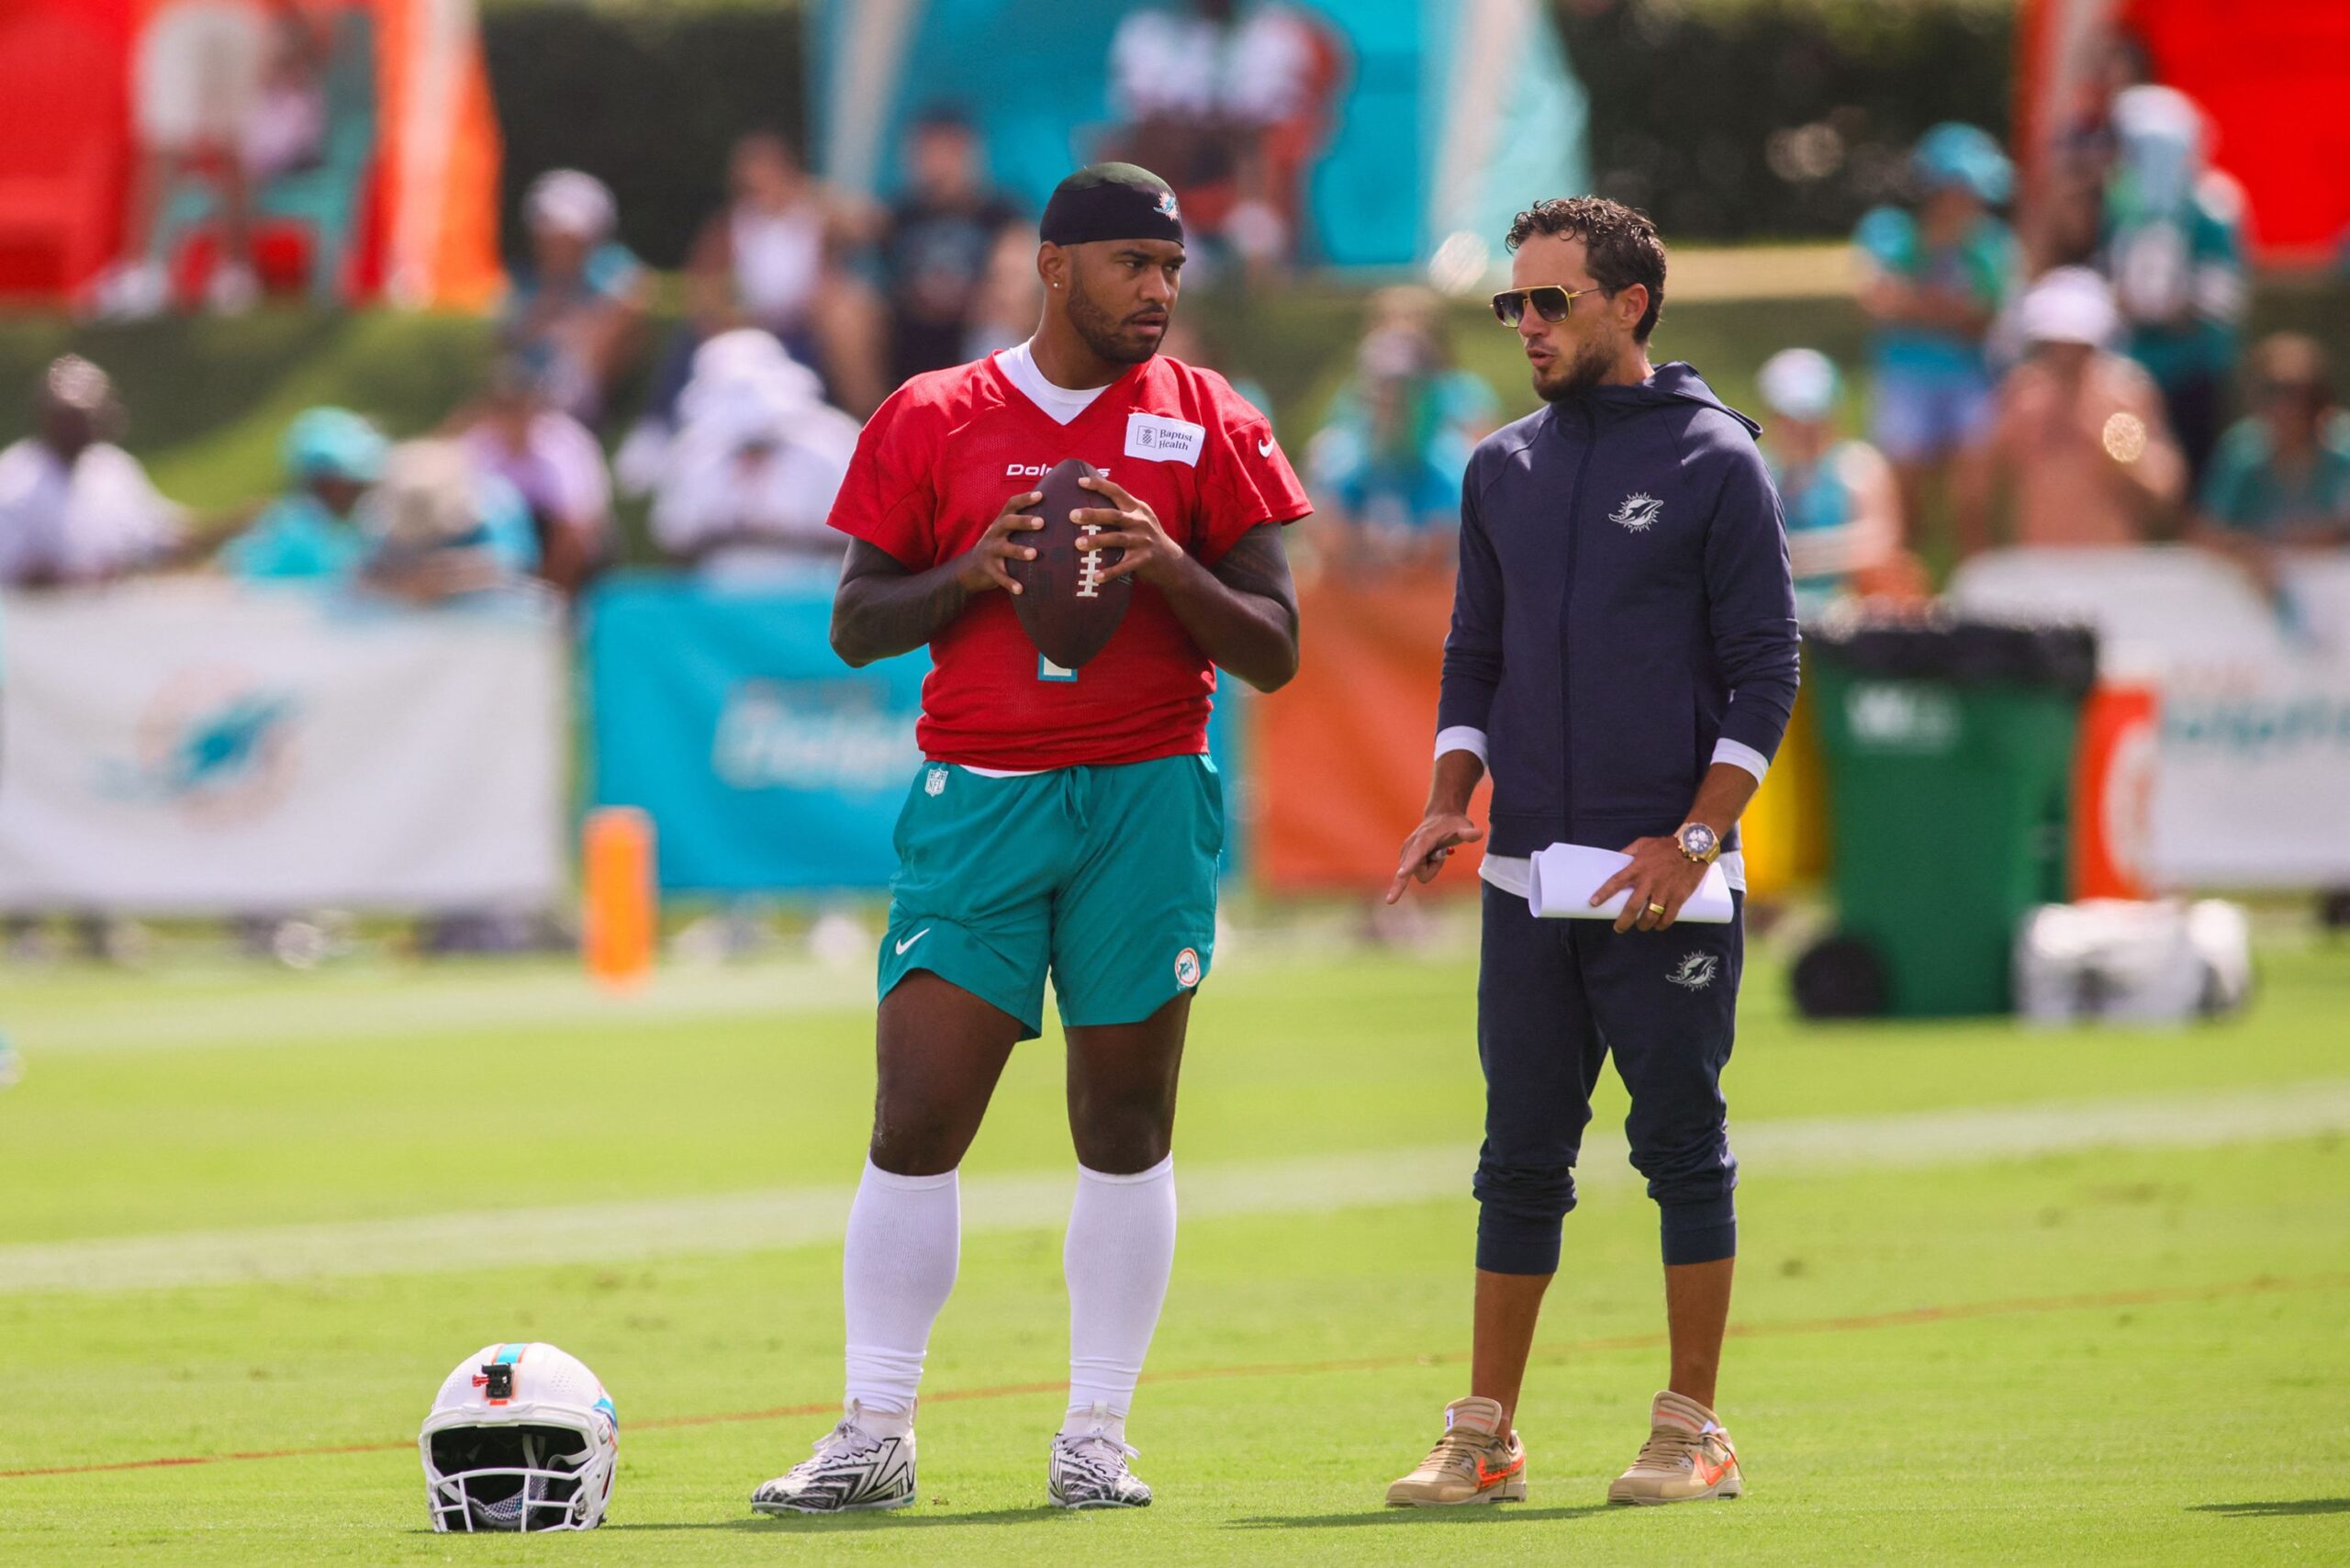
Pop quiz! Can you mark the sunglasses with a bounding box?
[1491,284,1602,326]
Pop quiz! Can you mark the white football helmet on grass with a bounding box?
[420,1342,618,1532]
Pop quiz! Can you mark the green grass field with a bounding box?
[2,929,2347,1564]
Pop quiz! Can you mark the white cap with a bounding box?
[692,379,796,449]
[1757,348,1841,421]
[677,331,827,449]
[688,328,792,386]
[2111,84,2204,156]
[373,440,482,547]
[525,169,617,240]
[2018,266,2121,348]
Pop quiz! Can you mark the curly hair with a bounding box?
[1505,197,1666,342]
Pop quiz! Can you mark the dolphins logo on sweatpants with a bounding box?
[1666,951,1719,991]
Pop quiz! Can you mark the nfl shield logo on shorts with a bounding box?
[1173,947,1202,988]
[925,767,948,798]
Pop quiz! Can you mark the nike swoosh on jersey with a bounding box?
[1257,437,1275,456]
[894,929,932,956]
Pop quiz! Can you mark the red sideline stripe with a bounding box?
[6,1271,2344,1481]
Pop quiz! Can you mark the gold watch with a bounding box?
[1674,823,1720,864]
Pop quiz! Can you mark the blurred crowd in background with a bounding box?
[6,0,1359,597]
[7,3,2344,609]
[1,0,2348,961]
[1809,59,2343,616]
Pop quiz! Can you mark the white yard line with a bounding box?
[5,1081,2346,1296]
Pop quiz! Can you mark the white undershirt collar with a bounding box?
[995,340,1113,426]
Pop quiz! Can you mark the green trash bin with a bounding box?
[1798,619,2097,1018]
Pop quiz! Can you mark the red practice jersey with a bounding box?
[826,352,1312,769]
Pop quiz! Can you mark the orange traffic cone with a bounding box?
[582,806,656,991]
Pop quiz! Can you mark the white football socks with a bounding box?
[1061,1155,1178,1444]
[841,1159,959,1436]
[838,1154,1176,1447]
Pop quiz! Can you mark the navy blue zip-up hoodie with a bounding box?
[1438,362,1800,858]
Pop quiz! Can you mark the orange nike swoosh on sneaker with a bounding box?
[1475,1454,1523,1487]
[1692,1449,1733,1487]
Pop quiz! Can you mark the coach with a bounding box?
[1383,198,1798,1510]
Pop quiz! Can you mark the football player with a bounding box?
[751,163,1309,1517]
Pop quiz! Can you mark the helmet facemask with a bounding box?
[420,1342,618,1532]
[424,1421,605,1532]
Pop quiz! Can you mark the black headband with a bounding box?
[1039,162,1185,247]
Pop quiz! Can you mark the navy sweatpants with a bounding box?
[1472,879,1743,1275]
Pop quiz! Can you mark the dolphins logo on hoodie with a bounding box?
[1611,492,1663,532]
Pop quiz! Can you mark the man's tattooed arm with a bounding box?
[1158,523,1302,692]
[829,541,975,667]
[829,491,1045,666]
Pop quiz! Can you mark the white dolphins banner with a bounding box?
[0,582,564,913]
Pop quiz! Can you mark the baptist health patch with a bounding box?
[1125,412,1204,465]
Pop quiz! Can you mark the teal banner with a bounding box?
[585,574,924,893]
[584,573,1246,893]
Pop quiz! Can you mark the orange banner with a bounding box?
[2072,681,2158,901]
[1248,573,1488,894]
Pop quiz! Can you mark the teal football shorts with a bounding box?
[877,754,1224,1039]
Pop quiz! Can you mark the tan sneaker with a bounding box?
[1606,1390,1742,1505]
[1384,1396,1528,1506]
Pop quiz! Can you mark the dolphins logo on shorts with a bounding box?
[1173,947,1202,988]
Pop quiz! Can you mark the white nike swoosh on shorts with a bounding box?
[894,929,931,956]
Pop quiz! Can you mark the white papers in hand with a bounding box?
[1526,842,1734,924]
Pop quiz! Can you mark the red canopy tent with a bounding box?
[0,0,502,308]
[0,2,136,299]
[2020,0,2350,264]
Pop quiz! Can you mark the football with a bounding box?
[1006,457,1132,671]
